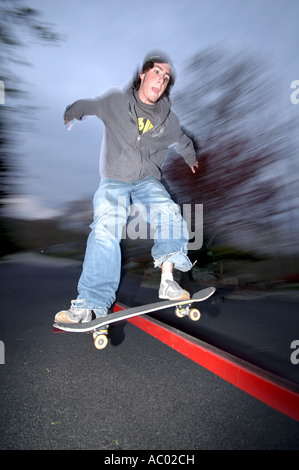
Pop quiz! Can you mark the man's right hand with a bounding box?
[64,116,73,131]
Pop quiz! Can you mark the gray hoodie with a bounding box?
[64,85,196,182]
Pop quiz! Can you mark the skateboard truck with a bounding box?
[175,303,201,321]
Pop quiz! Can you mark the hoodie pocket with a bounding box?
[107,147,140,179]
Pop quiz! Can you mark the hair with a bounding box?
[133,60,175,98]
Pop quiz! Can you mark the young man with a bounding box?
[55,51,198,325]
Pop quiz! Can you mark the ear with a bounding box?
[139,72,145,82]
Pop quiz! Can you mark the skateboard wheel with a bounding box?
[189,308,201,321]
[93,333,108,350]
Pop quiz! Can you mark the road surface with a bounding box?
[0,255,298,450]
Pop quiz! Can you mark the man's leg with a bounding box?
[132,177,192,300]
[55,179,130,323]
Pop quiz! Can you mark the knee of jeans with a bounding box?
[156,206,189,242]
[157,201,181,220]
[91,206,125,240]
[151,201,186,228]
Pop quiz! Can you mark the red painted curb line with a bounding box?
[114,305,299,422]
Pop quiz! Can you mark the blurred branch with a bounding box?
[0,0,64,207]
[166,47,296,252]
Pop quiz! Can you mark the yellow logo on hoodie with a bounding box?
[138,117,154,134]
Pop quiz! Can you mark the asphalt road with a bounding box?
[118,272,299,388]
[0,255,298,450]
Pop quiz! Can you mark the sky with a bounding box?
[2,0,299,219]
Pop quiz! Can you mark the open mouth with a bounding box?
[152,87,160,94]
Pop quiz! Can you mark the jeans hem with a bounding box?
[153,250,194,272]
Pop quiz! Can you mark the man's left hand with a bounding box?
[191,161,199,173]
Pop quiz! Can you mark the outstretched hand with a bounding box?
[191,161,199,174]
[64,116,73,131]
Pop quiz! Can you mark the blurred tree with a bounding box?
[0,0,63,255]
[163,47,289,253]
[0,0,62,203]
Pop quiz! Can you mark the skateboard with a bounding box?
[53,286,216,349]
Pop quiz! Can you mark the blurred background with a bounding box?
[1,0,298,292]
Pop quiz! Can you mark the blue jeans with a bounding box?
[77,177,192,311]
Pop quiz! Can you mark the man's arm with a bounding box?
[64,98,101,128]
[175,128,198,173]
[169,111,198,173]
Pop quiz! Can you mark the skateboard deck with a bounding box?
[53,286,215,349]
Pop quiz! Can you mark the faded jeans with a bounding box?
[77,177,192,313]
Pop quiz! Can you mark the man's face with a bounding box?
[138,63,171,105]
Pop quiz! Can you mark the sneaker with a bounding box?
[159,279,190,300]
[54,299,93,324]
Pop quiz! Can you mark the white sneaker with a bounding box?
[54,300,93,324]
[159,279,190,300]
[54,300,109,324]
